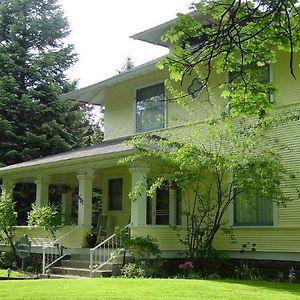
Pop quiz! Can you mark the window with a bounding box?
[234,190,273,226]
[229,64,270,84]
[155,186,170,225]
[108,178,123,211]
[146,185,182,226]
[175,188,182,226]
[229,64,272,100]
[136,82,165,133]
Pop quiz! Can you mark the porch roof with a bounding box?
[0,138,133,176]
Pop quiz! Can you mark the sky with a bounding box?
[58,0,193,88]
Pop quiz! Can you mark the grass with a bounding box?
[0,278,300,299]
[0,269,26,278]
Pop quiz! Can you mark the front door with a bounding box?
[147,186,180,225]
[155,187,170,225]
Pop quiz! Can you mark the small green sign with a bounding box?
[15,235,31,259]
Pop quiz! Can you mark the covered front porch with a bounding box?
[0,139,155,249]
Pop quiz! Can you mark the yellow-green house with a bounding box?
[1,15,300,263]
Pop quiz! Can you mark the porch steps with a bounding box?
[50,266,112,278]
[49,253,121,278]
[46,274,88,279]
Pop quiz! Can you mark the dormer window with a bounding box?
[136,82,165,133]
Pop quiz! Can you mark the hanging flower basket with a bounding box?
[19,190,30,199]
[57,184,72,194]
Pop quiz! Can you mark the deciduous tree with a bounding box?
[159,0,300,116]
[124,111,298,273]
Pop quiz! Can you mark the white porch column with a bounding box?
[129,167,149,227]
[34,176,50,208]
[1,178,15,198]
[62,191,72,225]
[77,170,95,226]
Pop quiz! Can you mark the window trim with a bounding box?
[146,185,182,226]
[226,63,274,105]
[133,80,167,134]
[107,176,124,212]
[228,189,277,228]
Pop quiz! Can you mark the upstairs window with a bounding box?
[136,83,165,133]
[234,190,273,226]
[229,64,270,84]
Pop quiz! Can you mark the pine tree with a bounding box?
[0,0,101,166]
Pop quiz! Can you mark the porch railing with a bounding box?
[89,223,131,277]
[42,227,78,275]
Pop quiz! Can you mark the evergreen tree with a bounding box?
[117,56,135,73]
[0,0,101,166]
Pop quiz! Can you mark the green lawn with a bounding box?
[0,269,26,278]
[0,278,300,299]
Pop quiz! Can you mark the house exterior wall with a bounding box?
[104,67,226,140]
[101,167,132,235]
[102,50,300,258]
[104,70,167,140]
[14,225,91,248]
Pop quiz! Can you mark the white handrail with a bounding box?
[90,223,130,277]
[42,226,79,275]
[53,226,79,245]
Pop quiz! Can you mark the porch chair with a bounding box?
[96,214,110,243]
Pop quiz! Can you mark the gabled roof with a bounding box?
[60,57,162,105]
[0,138,132,175]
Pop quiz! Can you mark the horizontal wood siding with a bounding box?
[214,228,300,253]
[131,226,186,251]
[14,225,90,248]
[273,52,300,108]
[270,119,300,227]
[132,226,300,254]
[104,70,167,140]
[101,167,131,235]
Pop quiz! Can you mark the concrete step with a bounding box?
[61,259,119,271]
[47,274,88,279]
[51,266,112,278]
[61,260,90,269]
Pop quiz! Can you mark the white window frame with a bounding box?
[133,80,167,134]
[226,63,274,104]
[228,191,277,228]
[147,187,178,226]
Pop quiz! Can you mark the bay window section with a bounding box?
[136,83,165,133]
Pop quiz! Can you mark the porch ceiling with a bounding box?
[0,138,133,179]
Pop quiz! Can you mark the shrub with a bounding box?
[0,251,14,269]
[116,228,165,278]
[207,273,221,280]
[121,263,146,278]
[116,227,161,261]
[28,204,61,240]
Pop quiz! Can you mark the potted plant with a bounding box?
[86,233,97,248]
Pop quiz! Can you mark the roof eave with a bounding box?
[60,58,161,105]
[130,11,206,47]
[0,148,134,177]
